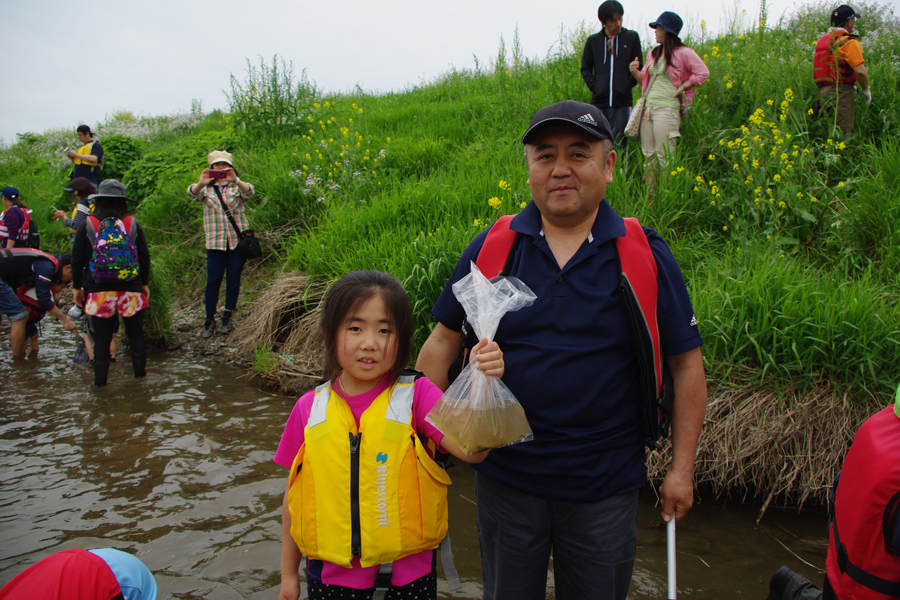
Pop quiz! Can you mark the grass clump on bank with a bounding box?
[2,1,899,506]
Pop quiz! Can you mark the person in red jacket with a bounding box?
[814,5,871,134]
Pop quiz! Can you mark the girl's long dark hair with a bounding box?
[650,31,684,68]
[320,270,413,383]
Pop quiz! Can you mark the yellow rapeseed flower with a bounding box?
[709,154,715,160]
[838,181,844,188]
[488,197,501,209]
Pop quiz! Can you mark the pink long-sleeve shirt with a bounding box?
[640,45,710,107]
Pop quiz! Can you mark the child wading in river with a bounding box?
[274,270,503,600]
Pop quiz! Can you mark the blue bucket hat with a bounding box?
[650,11,684,37]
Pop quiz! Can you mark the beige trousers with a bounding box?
[639,106,681,190]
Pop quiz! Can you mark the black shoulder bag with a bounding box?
[211,184,261,260]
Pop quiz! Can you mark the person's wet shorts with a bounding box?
[0,279,29,323]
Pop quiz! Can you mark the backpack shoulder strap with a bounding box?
[122,216,138,240]
[85,216,101,244]
[475,214,519,279]
[614,218,667,449]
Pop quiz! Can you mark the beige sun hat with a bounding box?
[207,150,234,167]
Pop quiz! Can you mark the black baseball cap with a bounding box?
[76,125,92,135]
[832,5,860,24]
[522,101,612,144]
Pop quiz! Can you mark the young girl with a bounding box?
[274,270,503,600]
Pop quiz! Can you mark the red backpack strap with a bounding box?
[476,214,518,279]
[121,216,137,240]
[615,217,662,397]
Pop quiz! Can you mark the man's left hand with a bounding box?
[659,467,695,522]
[860,88,872,105]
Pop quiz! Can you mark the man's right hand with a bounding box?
[61,318,77,332]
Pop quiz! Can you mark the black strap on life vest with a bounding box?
[830,480,900,596]
[457,213,673,450]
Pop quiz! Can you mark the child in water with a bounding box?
[274,270,503,600]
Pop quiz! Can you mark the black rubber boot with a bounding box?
[132,351,147,378]
[93,359,110,388]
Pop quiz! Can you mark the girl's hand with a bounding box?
[54,210,67,220]
[279,577,301,600]
[73,288,85,308]
[224,167,238,183]
[440,434,489,464]
[629,57,640,73]
[470,337,504,378]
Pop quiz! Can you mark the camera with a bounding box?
[208,169,228,179]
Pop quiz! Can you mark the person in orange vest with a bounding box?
[813,5,871,135]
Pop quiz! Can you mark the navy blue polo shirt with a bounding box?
[431,200,702,502]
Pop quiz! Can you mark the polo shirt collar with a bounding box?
[510,198,626,247]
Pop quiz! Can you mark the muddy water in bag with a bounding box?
[428,262,537,455]
[1,323,831,598]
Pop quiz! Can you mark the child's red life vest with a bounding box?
[472,214,671,449]
[814,30,858,86]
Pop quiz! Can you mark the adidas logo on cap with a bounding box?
[577,113,598,126]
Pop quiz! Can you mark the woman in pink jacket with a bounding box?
[630,11,709,195]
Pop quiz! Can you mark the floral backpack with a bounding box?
[85,216,139,283]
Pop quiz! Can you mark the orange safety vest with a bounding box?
[814,30,858,86]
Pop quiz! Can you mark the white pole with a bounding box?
[667,518,677,599]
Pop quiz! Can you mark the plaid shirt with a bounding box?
[188,182,254,250]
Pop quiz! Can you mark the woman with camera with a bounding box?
[187,150,255,338]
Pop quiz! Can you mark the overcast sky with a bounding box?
[3,0,895,145]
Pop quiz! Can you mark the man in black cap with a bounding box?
[416,100,708,600]
[581,1,643,153]
[813,4,871,134]
[65,125,104,186]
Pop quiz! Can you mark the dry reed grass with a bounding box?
[236,272,330,395]
[647,381,872,517]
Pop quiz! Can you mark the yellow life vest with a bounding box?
[69,202,93,233]
[73,141,95,165]
[288,374,451,568]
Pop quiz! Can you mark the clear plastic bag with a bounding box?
[428,262,537,455]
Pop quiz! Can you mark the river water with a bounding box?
[1,322,830,599]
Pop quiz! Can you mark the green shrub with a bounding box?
[101,134,145,182]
